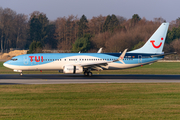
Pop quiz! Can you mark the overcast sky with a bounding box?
[0,0,179,22]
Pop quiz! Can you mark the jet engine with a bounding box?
[63,65,83,74]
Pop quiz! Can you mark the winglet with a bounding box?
[113,49,128,62]
[118,49,128,60]
[97,48,103,53]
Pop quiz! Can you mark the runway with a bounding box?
[0,74,180,84]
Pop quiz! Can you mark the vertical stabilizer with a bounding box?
[129,23,169,53]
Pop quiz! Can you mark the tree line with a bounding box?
[0,7,180,54]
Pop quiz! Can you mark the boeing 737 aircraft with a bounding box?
[3,23,170,76]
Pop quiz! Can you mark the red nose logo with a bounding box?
[150,37,163,49]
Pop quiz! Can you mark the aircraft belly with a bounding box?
[108,63,139,69]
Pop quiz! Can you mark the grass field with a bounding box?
[1,61,180,74]
[1,83,180,119]
[1,62,180,119]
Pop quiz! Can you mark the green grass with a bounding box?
[1,62,180,119]
[1,61,180,74]
[0,83,180,119]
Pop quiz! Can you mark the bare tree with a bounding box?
[0,8,16,52]
[91,31,111,50]
[55,15,78,50]
[116,15,127,24]
[170,39,180,53]
[14,14,28,48]
[88,15,106,35]
[154,17,166,23]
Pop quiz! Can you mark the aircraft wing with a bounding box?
[77,49,128,70]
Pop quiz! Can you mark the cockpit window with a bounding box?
[11,58,18,61]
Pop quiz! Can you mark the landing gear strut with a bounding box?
[84,70,92,76]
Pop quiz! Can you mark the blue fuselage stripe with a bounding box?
[4,53,163,67]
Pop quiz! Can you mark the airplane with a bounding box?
[3,23,171,76]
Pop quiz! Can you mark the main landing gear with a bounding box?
[84,70,92,76]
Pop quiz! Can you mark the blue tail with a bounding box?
[129,23,169,54]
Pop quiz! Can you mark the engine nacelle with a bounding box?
[63,65,83,74]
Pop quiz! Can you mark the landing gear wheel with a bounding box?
[84,72,88,76]
[20,72,23,76]
[84,71,92,76]
[88,72,92,76]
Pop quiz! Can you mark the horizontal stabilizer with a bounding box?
[151,52,177,58]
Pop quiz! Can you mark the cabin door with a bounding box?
[23,56,29,65]
[138,55,142,63]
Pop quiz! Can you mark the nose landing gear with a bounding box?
[20,72,23,76]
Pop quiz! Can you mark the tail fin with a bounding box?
[129,23,169,53]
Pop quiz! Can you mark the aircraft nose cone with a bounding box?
[3,61,11,68]
[3,62,8,67]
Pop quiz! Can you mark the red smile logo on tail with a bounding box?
[150,37,163,49]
